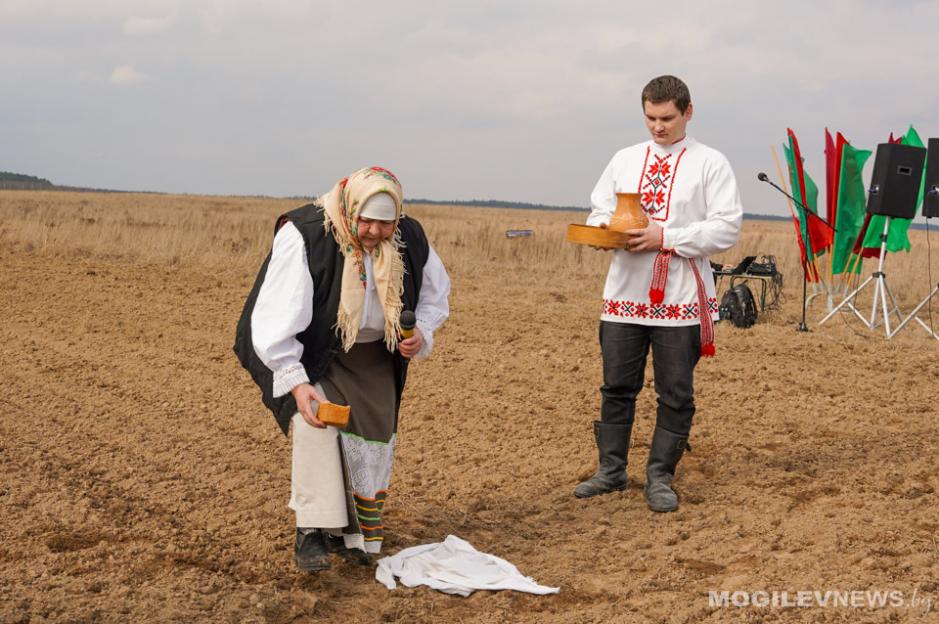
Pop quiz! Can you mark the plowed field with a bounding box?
[1,191,937,623]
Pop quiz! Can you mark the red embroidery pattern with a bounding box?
[636,145,686,221]
[603,297,717,321]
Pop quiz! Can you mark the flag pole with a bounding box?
[771,146,810,331]
[772,145,817,280]
[844,250,862,280]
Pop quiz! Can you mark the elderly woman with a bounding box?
[234,167,450,572]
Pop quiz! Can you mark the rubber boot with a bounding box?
[573,422,631,498]
[644,427,688,512]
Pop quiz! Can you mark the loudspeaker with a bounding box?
[924,138,939,219]
[866,142,926,219]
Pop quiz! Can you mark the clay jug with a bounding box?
[610,193,649,232]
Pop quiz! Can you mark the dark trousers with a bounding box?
[599,321,701,436]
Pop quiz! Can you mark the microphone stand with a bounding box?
[758,174,832,332]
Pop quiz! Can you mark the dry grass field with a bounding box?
[1,189,938,623]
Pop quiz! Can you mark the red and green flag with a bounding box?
[825,129,838,226]
[784,128,834,281]
[855,125,925,256]
[826,130,871,275]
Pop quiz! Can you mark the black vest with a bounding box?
[233,203,430,435]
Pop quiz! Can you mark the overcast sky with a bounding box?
[2,0,938,215]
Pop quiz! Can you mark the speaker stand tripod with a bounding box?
[889,205,939,339]
[819,217,904,336]
[888,284,939,339]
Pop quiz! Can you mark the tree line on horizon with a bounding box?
[0,170,794,222]
[0,171,54,190]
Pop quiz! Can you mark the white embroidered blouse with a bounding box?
[251,222,451,397]
[588,137,743,326]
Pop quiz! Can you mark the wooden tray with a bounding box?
[566,224,630,249]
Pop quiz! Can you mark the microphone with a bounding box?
[757,172,769,182]
[399,310,416,339]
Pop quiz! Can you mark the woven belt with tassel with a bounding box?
[648,250,715,357]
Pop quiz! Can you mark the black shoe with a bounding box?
[323,532,373,566]
[323,532,345,554]
[295,529,331,572]
[342,548,374,567]
[573,421,632,498]
[644,428,689,513]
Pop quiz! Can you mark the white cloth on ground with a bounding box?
[375,535,560,597]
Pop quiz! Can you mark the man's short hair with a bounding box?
[641,75,691,114]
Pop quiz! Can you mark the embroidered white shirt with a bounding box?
[251,222,451,397]
[588,137,743,325]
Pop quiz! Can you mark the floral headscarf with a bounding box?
[319,167,405,351]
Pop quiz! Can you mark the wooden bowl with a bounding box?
[566,224,630,249]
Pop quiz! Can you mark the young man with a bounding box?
[574,75,742,512]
